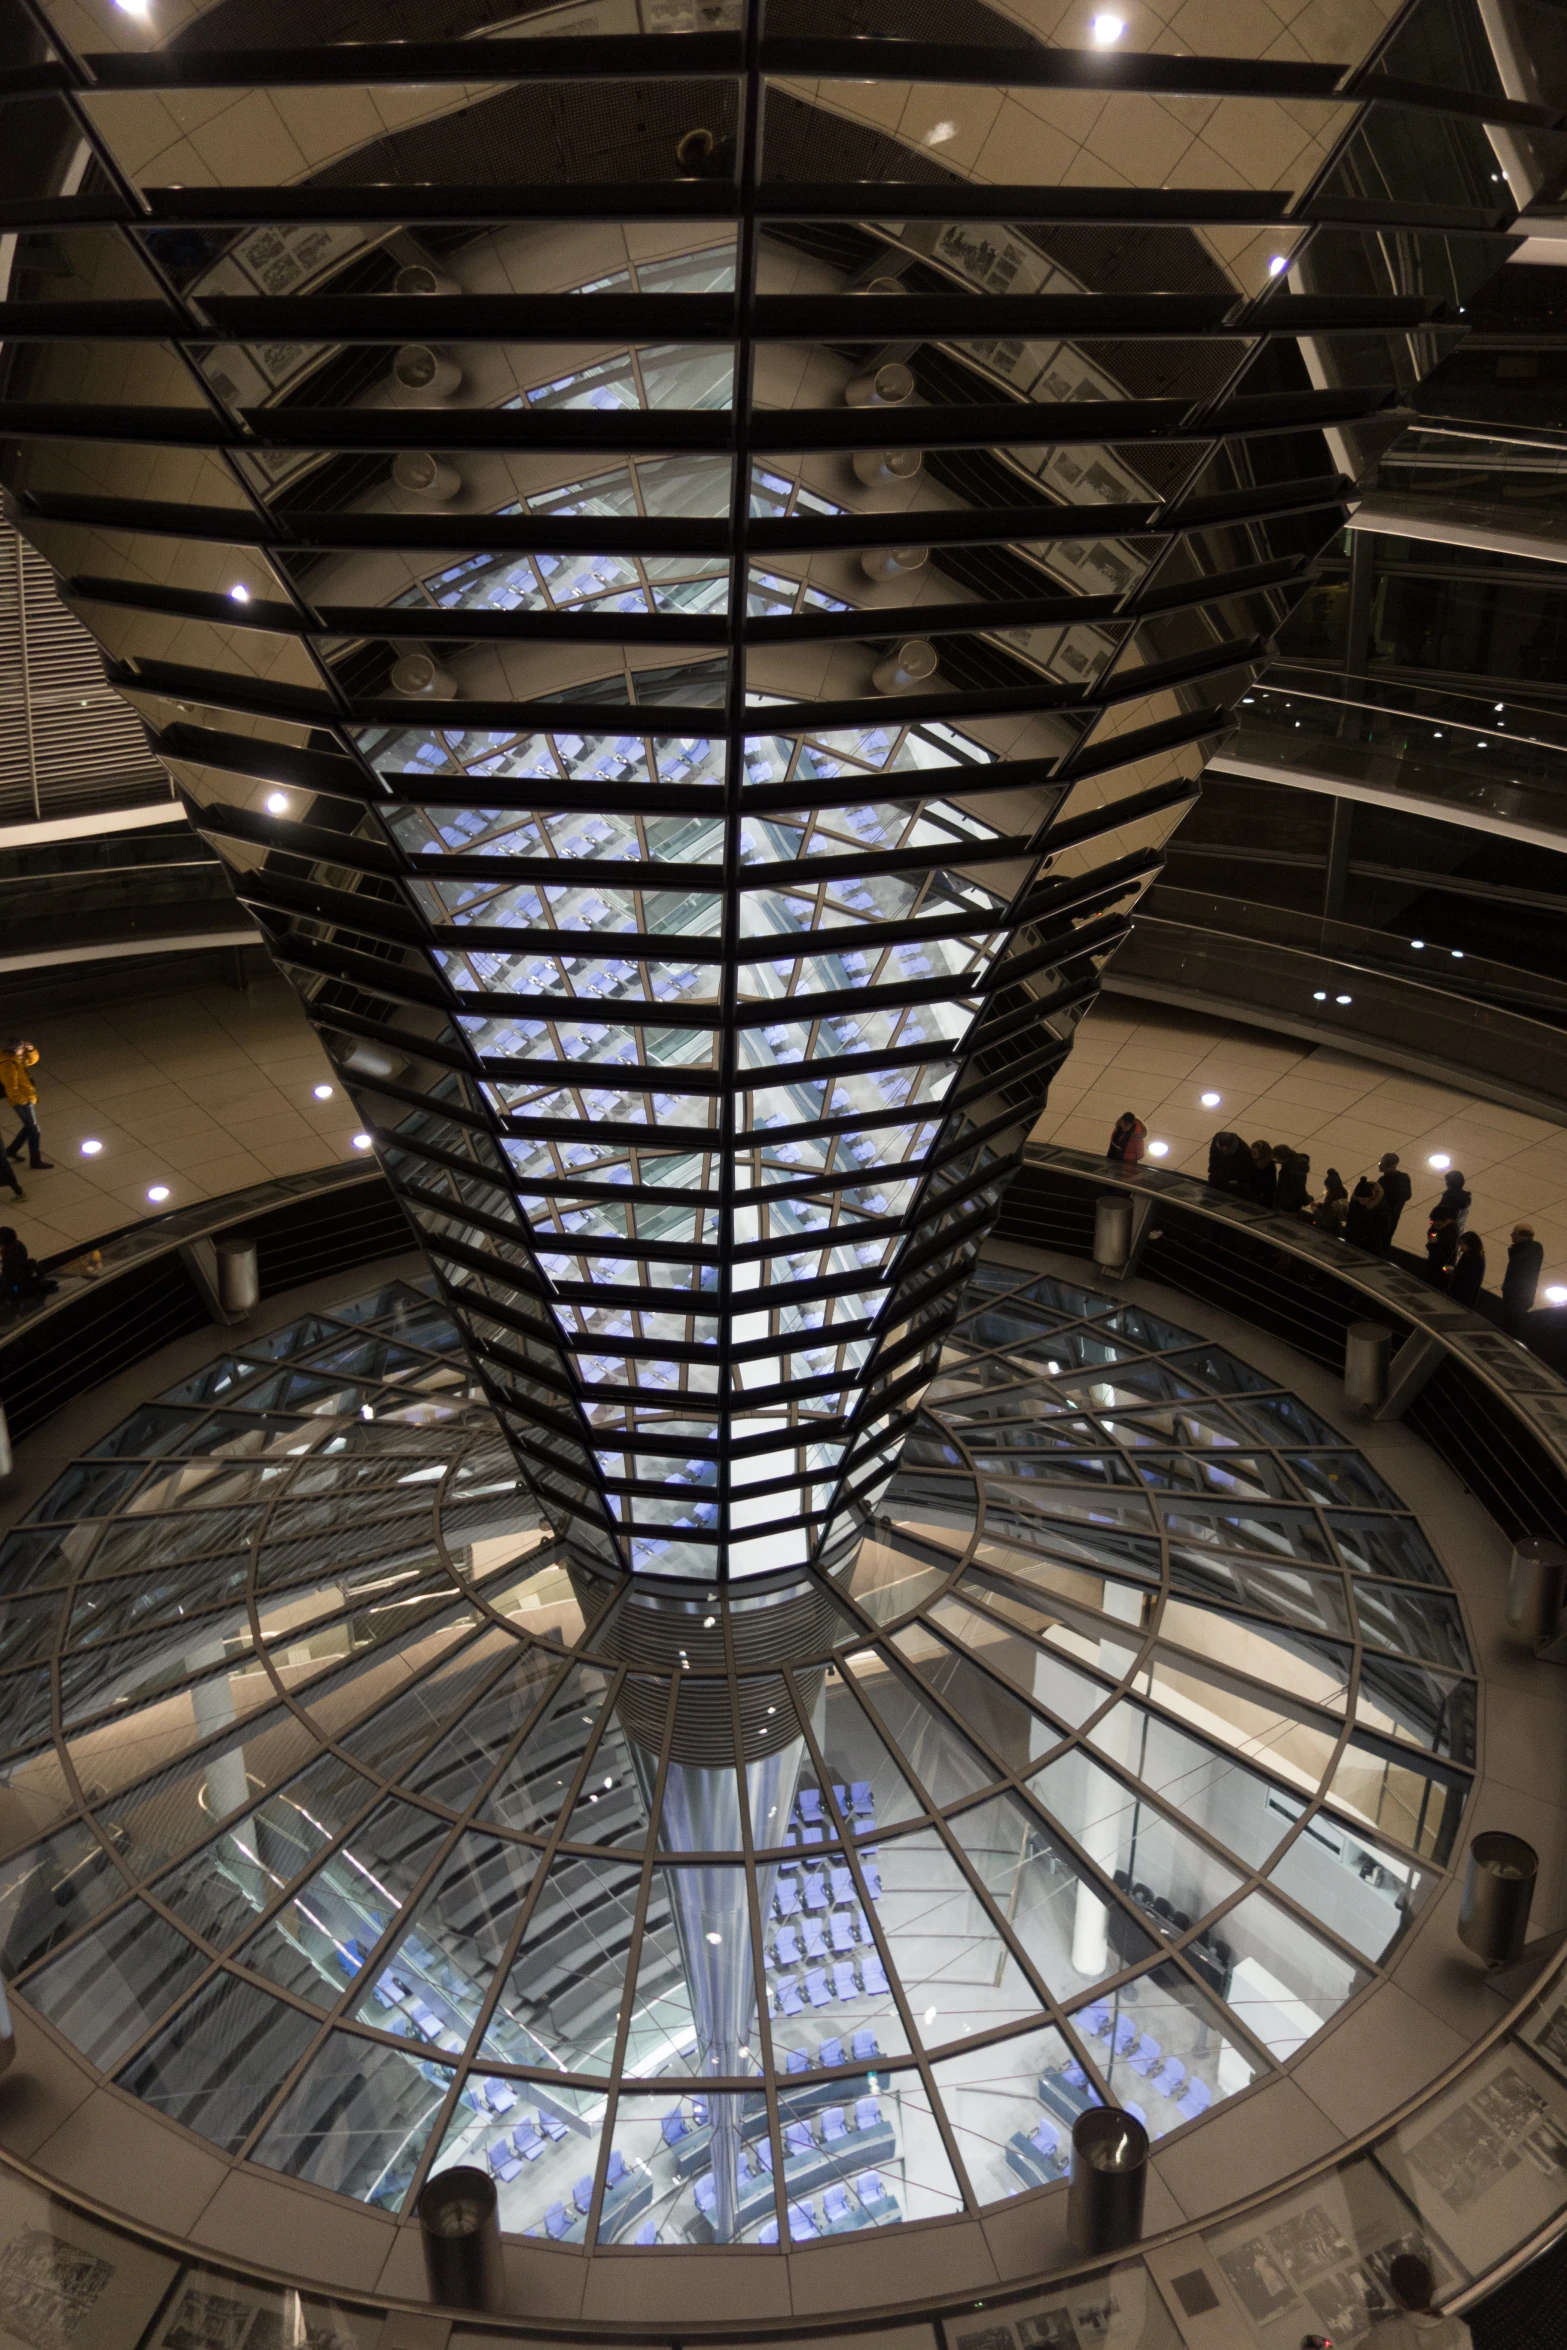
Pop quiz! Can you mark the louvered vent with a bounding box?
[0,518,173,824]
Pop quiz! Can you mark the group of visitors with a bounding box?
[1106,1113,1547,1333]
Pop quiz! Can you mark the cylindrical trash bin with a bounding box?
[418,2166,503,2309]
[871,639,938,693]
[215,1235,259,1316]
[1344,1321,1393,1412]
[391,652,458,699]
[852,447,924,488]
[392,343,463,403]
[392,450,463,504]
[1507,1538,1567,1646]
[860,545,929,583]
[1458,1831,1538,1964]
[1068,2107,1148,2256]
[1094,1194,1133,1273]
[845,361,915,408]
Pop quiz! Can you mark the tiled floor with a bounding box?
[1041,996,1567,1292]
[3,977,354,1261]
[8,979,1567,1297]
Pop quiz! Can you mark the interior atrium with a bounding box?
[2,2,1567,2348]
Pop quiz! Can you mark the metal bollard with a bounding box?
[1344,1321,1393,1412]
[1507,1538,1567,1647]
[418,2167,504,2309]
[391,652,458,699]
[1068,2107,1148,2256]
[392,450,462,504]
[1094,1194,1133,1273]
[1458,1831,1538,1964]
[215,1235,259,1317]
[392,344,462,402]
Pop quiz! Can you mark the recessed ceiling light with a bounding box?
[924,119,957,145]
[1335,994,1352,1005]
[1545,1285,1567,1307]
[80,1138,103,1157]
[1090,10,1124,43]
[265,791,289,815]
[1312,990,1327,1001]
[1268,254,1288,276]
[313,1083,334,1100]
[707,1931,722,1945]
[1429,1152,1451,1170]
[1147,1139,1169,1157]
[352,1132,373,1150]
[1411,938,1425,949]
[1200,1090,1221,1107]
[228,583,250,603]
[147,1184,170,1203]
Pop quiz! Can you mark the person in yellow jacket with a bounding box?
[1,1040,52,1172]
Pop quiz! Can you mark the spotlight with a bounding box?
[1335,994,1352,1005]
[1312,990,1327,1001]
[1200,1091,1221,1108]
[1090,10,1125,41]
[80,1138,103,1157]
[313,1083,334,1100]
[1411,939,1425,949]
[228,583,250,603]
[1429,1153,1451,1170]
[1147,1140,1169,1157]
[1268,254,1288,276]
[265,791,289,815]
[1545,1286,1567,1307]
[352,1132,373,1150]
[706,1931,722,1945]
[147,1184,170,1203]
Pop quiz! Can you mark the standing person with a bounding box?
[1272,1144,1311,1215]
[0,1227,55,1305]
[1106,1112,1146,1165]
[1247,1139,1277,1208]
[1312,1169,1349,1234]
[0,1132,21,1203]
[1367,2252,1472,2350]
[0,1039,52,1172]
[1425,1169,1470,1280]
[1502,1223,1544,1335]
[1206,1130,1248,1192]
[1377,1152,1412,1246]
[1447,1230,1486,1308]
[1344,1176,1386,1251]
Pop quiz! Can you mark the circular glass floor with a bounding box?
[0,1260,1473,2253]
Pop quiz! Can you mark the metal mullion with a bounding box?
[787,1679,985,2211]
[569,1671,681,2250]
[718,1590,786,2248]
[324,1657,640,2187]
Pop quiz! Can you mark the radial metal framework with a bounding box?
[0,0,1548,1576]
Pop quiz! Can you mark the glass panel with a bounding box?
[22,1900,208,2070]
[250,2030,452,2210]
[868,1827,1043,2051]
[1092,1960,1263,2137]
[1265,1806,1430,1963]
[352,1831,541,2050]
[430,2075,612,2244]
[481,1853,641,2073]
[797,1664,927,1837]
[0,1825,127,1978]
[842,1652,999,1806]
[930,2022,1081,2202]
[116,1975,319,2150]
[475,1662,619,1837]
[1028,1748,1245,1951]
[609,2088,774,2245]
[1219,1891,1370,2062]
[947,1791,1155,2004]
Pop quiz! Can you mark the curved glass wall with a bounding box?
[1,0,1537,1579]
[0,1264,1471,2249]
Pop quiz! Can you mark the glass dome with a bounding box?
[0,1261,1471,2250]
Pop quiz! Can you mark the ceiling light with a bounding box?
[706,1931,722,1945]
[1545,1286,1567,1307]
[313,1083,334,1099]
[1201,1090,1221,1107]
[924,120,957,145]
[1268,254,1288,276]
[228,583,250,603]
[1411,939,1424,949]
[1335,994,1352,1005]
[703,1614,716,1627]
[265,791,289,815]
[147,1184,170,1203]
[114,0,151,16]
[80,1138,103,1157]
[360,1404,375,1421]
[1147,1139,1169,1157]
[1312,990,1327,1001]
[352,1133,373,1150]
[1429,1153,1451,1170]
[1451,949,1464,959]
[1090,11,1125,41]
[1496,703,1504,712]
